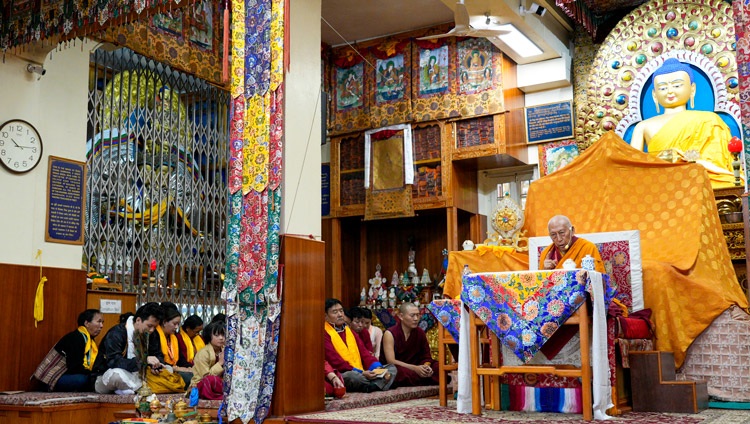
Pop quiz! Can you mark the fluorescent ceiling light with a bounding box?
[495,24,543,58]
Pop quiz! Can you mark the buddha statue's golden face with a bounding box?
[652,70,695,110]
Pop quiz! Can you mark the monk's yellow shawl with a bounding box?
[539,237,606,273]
[325,322,363,370]
[648,110,735,187]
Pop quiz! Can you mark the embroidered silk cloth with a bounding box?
[461,270,613,362]
[427,299,461,342]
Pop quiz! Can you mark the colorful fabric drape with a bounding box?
[427,299,461,342]
[461,270,614,362]
[224,0,284,421]
[78,326,99,370]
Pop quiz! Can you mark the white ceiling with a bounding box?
[320,0,573,64]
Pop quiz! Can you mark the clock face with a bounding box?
[0,119,43,174]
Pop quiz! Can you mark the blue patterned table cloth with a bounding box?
[427,299,461,342]
[460,269,613,362]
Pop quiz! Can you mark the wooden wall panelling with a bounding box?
[446,207,459,252]
[271,235,325,416]
[450,162,479,214]
[321,218,341,301]
[451,114,503,161]
[86,291,137,339]
[0,263,86,391]
[501,55,527,158]
[337,217,362,307]
[331,137,342,216]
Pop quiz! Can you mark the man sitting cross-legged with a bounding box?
[92,302,163,394]
[381,302,439,387]
[324,298,397,393]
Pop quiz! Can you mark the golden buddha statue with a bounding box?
[629,58,738,188]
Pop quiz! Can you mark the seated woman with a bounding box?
[189,320,225,400]
[48,309,104,391]
[177,314,205,368]
[146,302,189,393]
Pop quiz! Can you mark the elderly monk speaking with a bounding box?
[541,215,605,273]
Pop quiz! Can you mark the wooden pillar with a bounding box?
[271,235,326,416]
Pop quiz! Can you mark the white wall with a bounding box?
[0,40,94,268]
[283,0,323,238]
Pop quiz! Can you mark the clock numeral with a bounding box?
[32,147,37,153]
[0,149,5,156]
[13,161,19,168]
[29,137,36,143]
[0,140,4,146]
[22,161,27,167]
[29,155,35,161]
[1,132,7,138]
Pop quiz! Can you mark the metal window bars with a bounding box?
[84,47,229,322]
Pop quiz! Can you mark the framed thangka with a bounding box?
[376,54,406,103]
[539,139,579,176]
[336,63,364,112]
[188,0,214,51]
[418,45,449,96]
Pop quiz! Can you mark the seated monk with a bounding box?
[381,302,439,387]
[629,58,737,188]
[540,215,605,358]
[541,215,605,272]
[324,298,397,393]
[347,307,373,354]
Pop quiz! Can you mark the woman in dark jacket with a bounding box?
[51,309,104,391]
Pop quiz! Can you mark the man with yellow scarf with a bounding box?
[324,298,397,393]
[47,309,104,391]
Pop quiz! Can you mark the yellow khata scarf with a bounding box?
[179,331,195,363]
[157,326,179,366]
[325,322,363,370]
[193,334,206,352]
[78,326,98,370]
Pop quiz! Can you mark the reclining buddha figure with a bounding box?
[629,58,737,188]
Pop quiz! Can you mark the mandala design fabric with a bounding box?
[427,299,461,342]
[461,270,613,362]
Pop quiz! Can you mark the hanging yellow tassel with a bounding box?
[34,250,47,328]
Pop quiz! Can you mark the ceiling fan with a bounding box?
[417,0,510,40]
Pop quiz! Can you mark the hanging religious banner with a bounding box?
[369,39,412,128]
[364,124,415,220]
[411,36,462,122]
[455,37,505,117]
[329,49,370,135]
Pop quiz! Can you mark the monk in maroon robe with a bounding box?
[382,302,439,387]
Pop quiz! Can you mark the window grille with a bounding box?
[84,48,229,322]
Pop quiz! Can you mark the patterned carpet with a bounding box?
[288,398,750,424]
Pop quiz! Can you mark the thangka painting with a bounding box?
[336,63,364,112]
[153,9,184,37]
[369,40,412,128]
[97,2,223,86]
[411,37,462,122]
[419,45,449,96]
[376,55,406,103]
[189,0,214,51]
[539,140,579,176]
[458,38,493,95]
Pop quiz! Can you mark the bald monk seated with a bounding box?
[539,215,605,358]
[541,215,605,273]
[381,303,439,388]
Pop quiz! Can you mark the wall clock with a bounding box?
[0,119,43,174]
